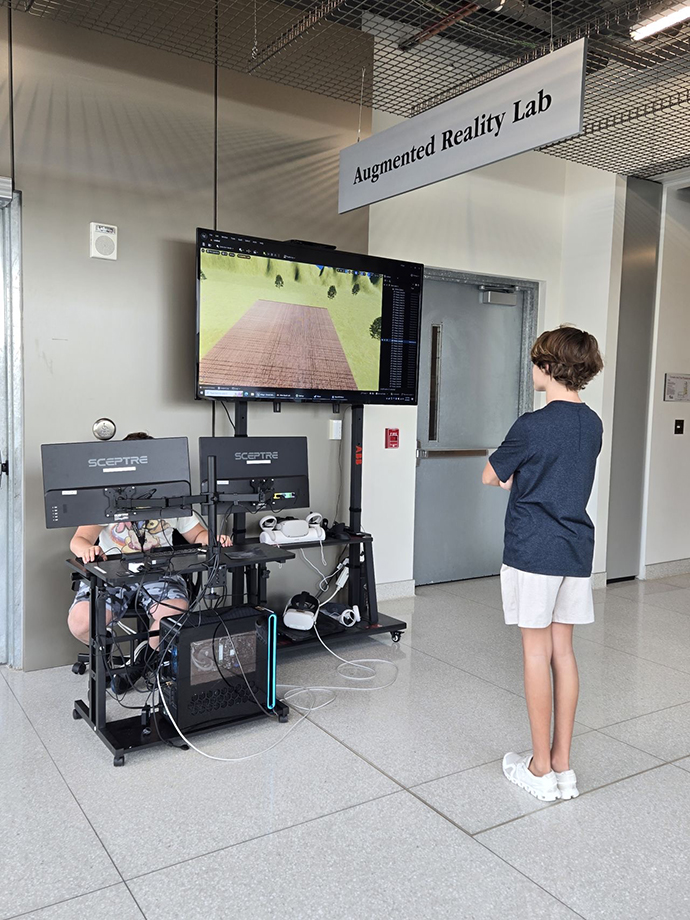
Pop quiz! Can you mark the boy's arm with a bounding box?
[482,461,513,490]
[70,525,104,562]
[182,522,232,547]
[482,416,527,489]
[482,460,501,486]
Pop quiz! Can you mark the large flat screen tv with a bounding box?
[195,229,423,405]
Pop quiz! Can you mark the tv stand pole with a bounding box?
[231,400,248,605]
[220,398,405,649]
[348,404,379,625]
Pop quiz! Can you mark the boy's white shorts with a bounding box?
[500,565,595,629]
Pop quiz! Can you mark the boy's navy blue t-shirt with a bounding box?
[489,401,603,578]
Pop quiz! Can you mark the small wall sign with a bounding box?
[664,374,690,401]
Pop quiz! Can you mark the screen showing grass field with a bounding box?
[196,231,422,405]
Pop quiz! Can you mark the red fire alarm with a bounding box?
[385,428,399,449]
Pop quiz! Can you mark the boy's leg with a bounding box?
[520,626,553,776]
[550,623,579,773]
[141,577,190,649]
[148,598,188,649]
[68,599,115,644]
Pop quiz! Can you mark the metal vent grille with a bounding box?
[6,0,690,178]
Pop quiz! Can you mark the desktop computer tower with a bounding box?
[159,606,277,732]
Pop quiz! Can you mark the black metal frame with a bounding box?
[70,551,291,767]
[70,402,406,764]
[229,400,407,650]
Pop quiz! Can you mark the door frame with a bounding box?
[423,267,539,419]
[0,191,23,668]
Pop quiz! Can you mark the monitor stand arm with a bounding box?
[104,454,271,565]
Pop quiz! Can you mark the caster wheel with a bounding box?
[72,708,82,721]
[113,755,125,767]
[391,631,402,643]
[279,715,289,724]
[72,662,86,675]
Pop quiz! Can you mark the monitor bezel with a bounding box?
[194,228,423,406]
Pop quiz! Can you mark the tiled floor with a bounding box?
[3,576,690,919]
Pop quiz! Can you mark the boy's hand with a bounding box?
[80,545,104,563]
[198,531,233,547]
[499,475,514,492]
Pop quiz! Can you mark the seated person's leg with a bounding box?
[67,582,121,644]
[140,576,190,650]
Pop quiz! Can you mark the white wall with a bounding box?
[559,164,627,574]
[644,187,690,568]
[5,14,370,669]
[367,108,624,586]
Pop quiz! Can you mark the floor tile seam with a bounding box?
[573,632,690,680]
[606,586,685,601]
[4,882,126,920]
[121,882,148,919]
[615,595,690,617]
[1,680,126,885]
[421,585,505,613]
[123,789,403,883]
[402,785,589,920]
[594,725,690,761]
[407,731,603,791]
[408,726,651,803]
[473,761,671,838]
[468,835,589,920]
[305,717,412,790]
[595,696,690,731]
[400,640,529,701]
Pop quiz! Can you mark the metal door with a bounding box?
[414,270,536,585]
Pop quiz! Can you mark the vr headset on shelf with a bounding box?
[283,591,361,631]
[259,512,326,546]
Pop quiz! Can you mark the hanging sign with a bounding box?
[339,39,586,213]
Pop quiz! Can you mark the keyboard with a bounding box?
[113,544,206,564]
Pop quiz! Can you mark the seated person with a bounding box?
[68,432,231,677]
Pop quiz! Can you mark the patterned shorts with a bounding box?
[70,575,189,623]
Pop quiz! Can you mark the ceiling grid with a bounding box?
[6,0,690,177]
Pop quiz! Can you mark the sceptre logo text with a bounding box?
[88,456,148,467]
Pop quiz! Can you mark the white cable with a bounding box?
[299,549,333,591]
[278,622,399,711]
[156,671,316,763]
[156,614,399,762]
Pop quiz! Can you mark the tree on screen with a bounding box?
[370,316,382,340]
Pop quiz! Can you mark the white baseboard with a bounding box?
[645,558,690,580]
[376,579,416,601]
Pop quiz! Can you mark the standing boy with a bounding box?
[482,326,603,802]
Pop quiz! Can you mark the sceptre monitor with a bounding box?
[199,437,309,511]
[41,437,192,529]
[196,229,423,405]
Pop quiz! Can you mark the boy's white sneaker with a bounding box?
[554,768,579,799]
[502,753,561,802]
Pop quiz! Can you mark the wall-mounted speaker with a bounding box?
[89,222,118,260]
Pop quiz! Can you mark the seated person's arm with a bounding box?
[183,521,232,547]
[70,525,105,563]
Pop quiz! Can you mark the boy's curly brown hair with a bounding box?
[531,325,604,391]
